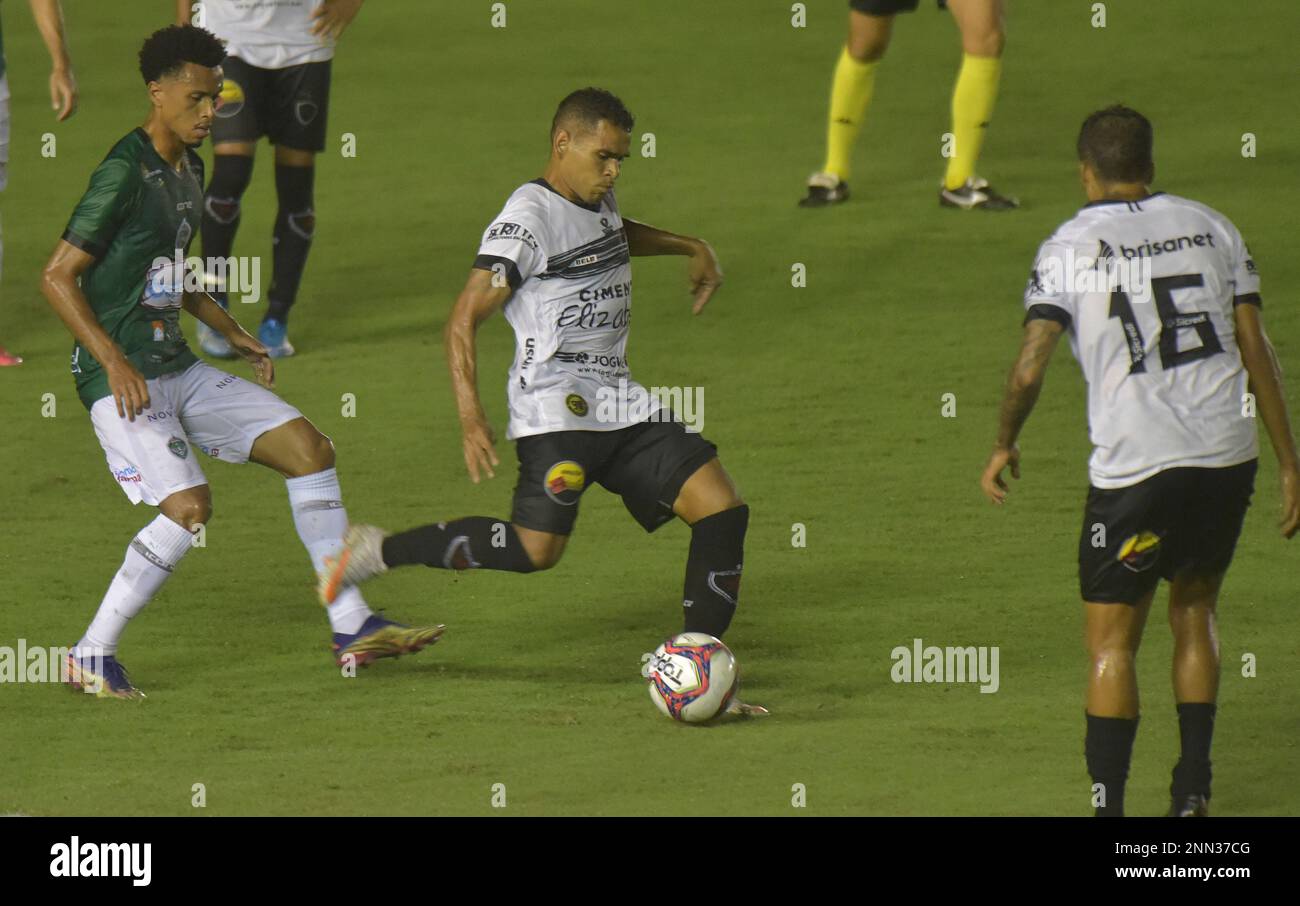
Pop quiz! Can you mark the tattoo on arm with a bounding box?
[996,320,1064,448]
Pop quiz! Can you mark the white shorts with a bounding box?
[89,360,302,506]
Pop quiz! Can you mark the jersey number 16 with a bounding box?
[1108,273,1224,374]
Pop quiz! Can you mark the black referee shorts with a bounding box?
[511,417,718,536]
[1078,460,1257,605]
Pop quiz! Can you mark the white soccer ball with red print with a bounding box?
[645,632,738,723]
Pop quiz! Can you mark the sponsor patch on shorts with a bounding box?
[543,460,585,505]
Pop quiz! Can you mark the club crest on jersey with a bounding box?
[544,461,584,505]
[167,437,189,460]
[217,79,245,118]
[565,394,589,417]
[1117,531,1161,572]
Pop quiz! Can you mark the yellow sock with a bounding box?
[944,54,1002,191]
[821,47,879,182]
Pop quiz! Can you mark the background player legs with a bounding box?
[261,145,317,351]
[76,485,207,660]
[942,0,1005,191]
[249,416,374,633]
[1167,571,1224,809]
[1083,588,1154,815]
[671,458,747,639]
[198,142,256,357]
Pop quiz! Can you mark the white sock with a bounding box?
[78,515,194,657]
[285,467,373,635]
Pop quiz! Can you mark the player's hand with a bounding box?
[104,355,150,421]
[1279,464,1300,539]
[49,67,78,121]
[980,444,1021,505]
[310,0,363,41]
[229,332,275,389]
[687,240,723,315]
[461,415,499,483]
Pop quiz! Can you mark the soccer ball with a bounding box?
[645,633,738,723]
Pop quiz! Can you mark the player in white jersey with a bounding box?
[176,0,363,359]
[980,106,1299,816]
[321,88,766,716]
[0,0,78,366]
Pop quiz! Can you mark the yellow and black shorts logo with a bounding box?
[544,460,585,505]
[217,79,245,118]
[1117,531,1161,572]
[565,394,588,417]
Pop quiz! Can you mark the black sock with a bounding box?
[1086,713,1139,816]
[266,163,316,325]
[1171,702,1216,800]
[201,154,255,305]
[381,518,536,573]
[681,504,748,638]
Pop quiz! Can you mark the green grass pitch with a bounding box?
[0,0,1295,816]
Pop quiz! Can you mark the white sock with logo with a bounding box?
[78,514,195,657]
[285,467,373,635]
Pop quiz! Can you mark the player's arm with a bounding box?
[28,0,77,121]
[622,218,722,315]
[181,290,275,389]
[980,317,1066,504]
[1234,302,1300,537]
[176,0,193,25]
[40,240,151,420]
[446,267,513,483]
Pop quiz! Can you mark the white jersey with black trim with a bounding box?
[473,179,662,441]
[202,0,334,69]
[1023,192,1261,489]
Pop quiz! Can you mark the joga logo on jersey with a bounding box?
[216,79,245,117]
[1117,531,1161,572]
[544,461,584,505]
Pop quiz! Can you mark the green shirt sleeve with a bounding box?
[62,158,139,259]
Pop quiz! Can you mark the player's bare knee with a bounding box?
[847,37,889,62]
[306,430,336,472]
[962,27,1004,58]
[161,492,211,531]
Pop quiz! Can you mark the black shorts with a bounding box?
[849,0,928,15]
[511,418,718,536]
[212,56,331,152]
[1078,460,1257,605]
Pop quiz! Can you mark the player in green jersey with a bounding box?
[39,25,440,699]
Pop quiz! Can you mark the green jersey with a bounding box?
[62,128,204,409]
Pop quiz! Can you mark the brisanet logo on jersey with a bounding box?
[49,837,151,886]
[1032,243,1154,299]
[0,640,103,694]
[594,378,705,433]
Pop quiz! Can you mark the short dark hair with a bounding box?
[550,87,634,139]
[1076,105,1155,184]
[138,25,226,84]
